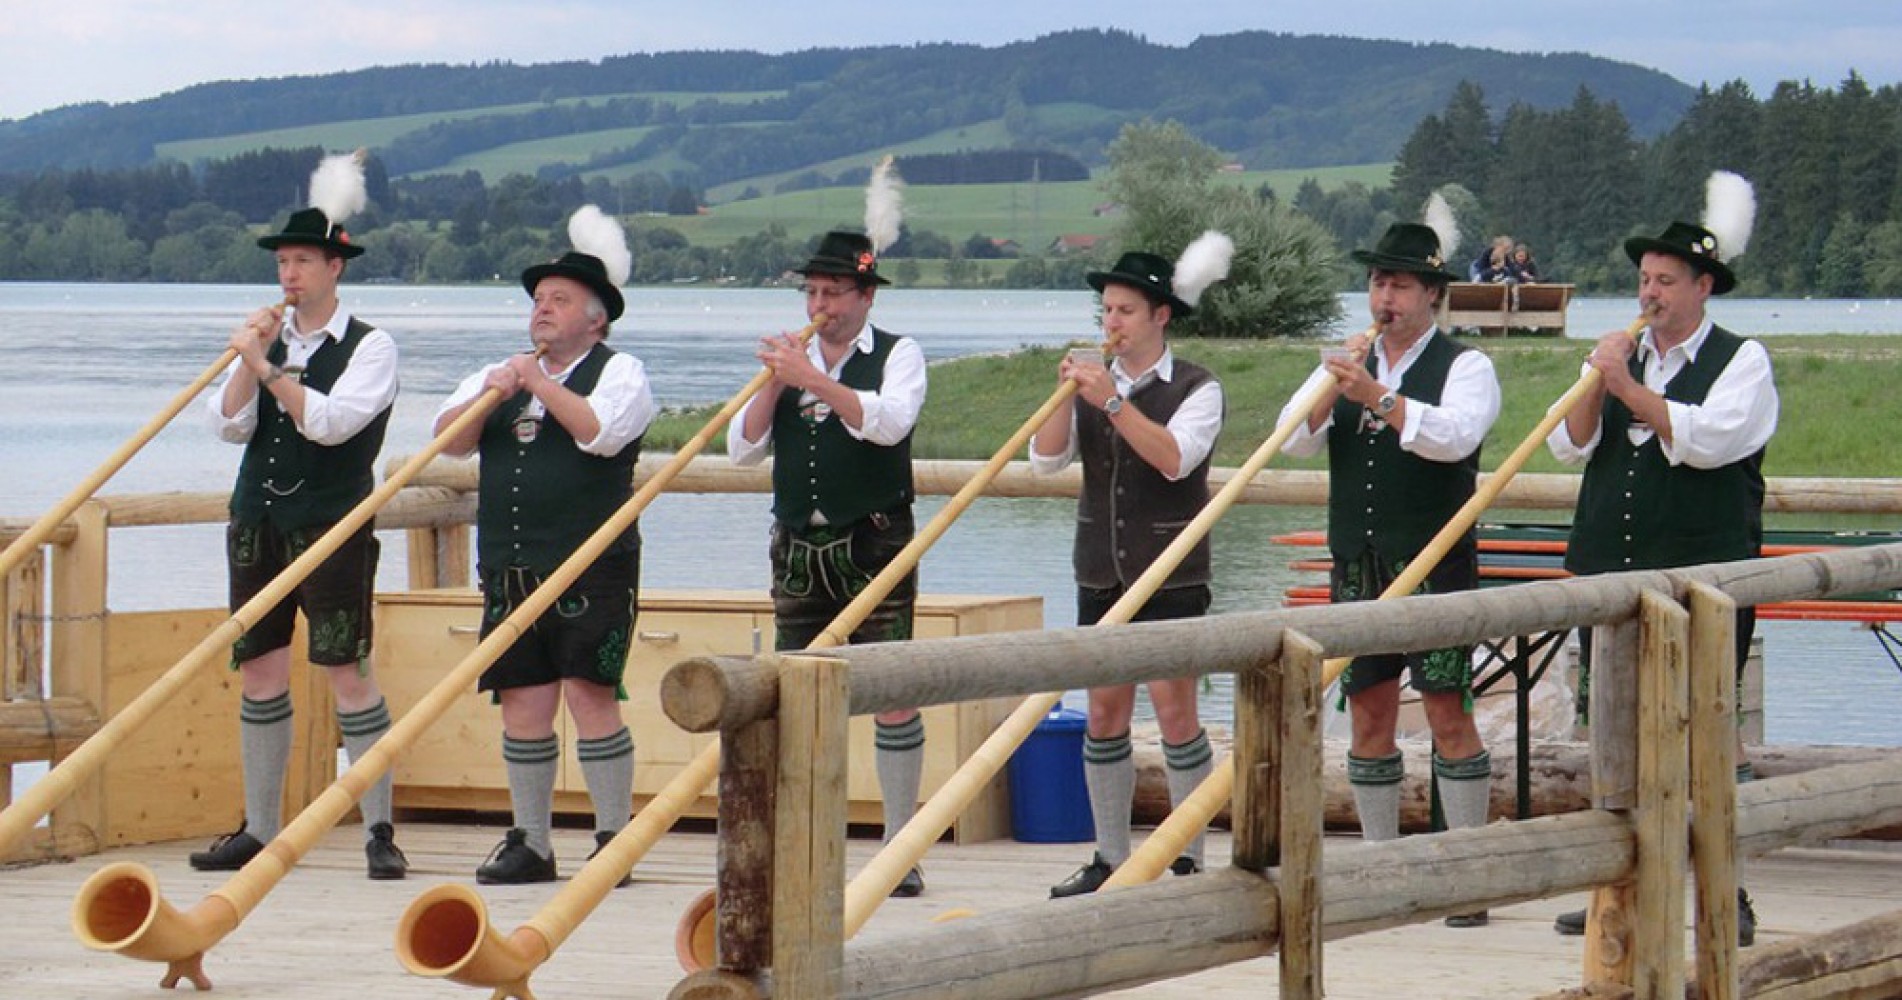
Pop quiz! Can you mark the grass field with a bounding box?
[154,90,783,164]
[645,334,1901,479]
[416,126,664,183]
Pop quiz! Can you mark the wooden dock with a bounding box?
[6,822,1902,998]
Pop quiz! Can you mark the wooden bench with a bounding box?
[1437,281,1575,336]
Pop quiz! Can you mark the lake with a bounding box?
[2,282,1900,749]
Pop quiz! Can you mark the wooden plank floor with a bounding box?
[5,822,1901,998]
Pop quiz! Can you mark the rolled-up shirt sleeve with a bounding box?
[1166,379,1224,480]
[433,366,501,459]
[206,354,259,443]
[1277,366,1336,458]
[845,336,926,446]
[1028,412,1078,474]
[1397,349,1499,462]
[1660,340,1777,469]
[576,352,656,456]
[297,329,400,446]
[727,390,774,466]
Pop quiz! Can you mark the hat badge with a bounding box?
[1427,253,1443,267]
[856,250,875,273]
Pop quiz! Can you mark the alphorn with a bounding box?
[64,343,555,988]
[1101,313,1654,889]
[0,296,294,580]
[383,316,837,998]
[676,327,1379,971]
[401,336,1084,995]
[667,360,1100,972]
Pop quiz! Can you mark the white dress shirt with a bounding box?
[1028,347,1225,481]
[435,348,655,458]
[206,306,399,446]
[1545,318,1779,469]
[1280,327,1500,461]
[727,323,927,466]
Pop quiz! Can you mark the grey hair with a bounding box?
[583,293,612,338]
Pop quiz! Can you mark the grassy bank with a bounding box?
[647,334,1902,479]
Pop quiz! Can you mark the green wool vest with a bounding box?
[1325,332,1479,562]
[1565,325,1765,575]
[769,328,913,528]
[1072,360,1219,589]
[229,317,391,531]
[476,344,642,576]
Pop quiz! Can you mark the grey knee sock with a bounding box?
[1084,732,1135,867]
[1162,729,1214,865]
[577,727,635,837]
[338,699,395,835]
[502,733,560,857]
[1347,750,1405,843]
[1433,749,1493,831]
[874,716,926,842]
[240,693,294,842]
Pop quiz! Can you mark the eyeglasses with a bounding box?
[799,284,860,301]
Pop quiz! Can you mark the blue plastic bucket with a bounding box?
[1006,707,1094,843]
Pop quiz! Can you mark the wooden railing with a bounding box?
[659,544,1902,1000]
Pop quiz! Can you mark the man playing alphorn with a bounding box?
[434,207,655,885]
[1280,221,1500,927]
[1031,248,1226,898]
[727,230,931,898]
[1546,177,1776,944]
[197,153,406,880]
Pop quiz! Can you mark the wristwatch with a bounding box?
[1374,390,1398,416]
[1103,394,1124,416]
[257,364,284,387]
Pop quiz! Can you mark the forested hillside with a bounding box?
[0,29,1692,181]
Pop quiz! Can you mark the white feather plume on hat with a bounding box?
[1424,190,1462,261]
[1173,230,1234,307]
[568,205,631,287]
[1703,170,1756,262]
[864,157,905,255]
[308,151,368,225]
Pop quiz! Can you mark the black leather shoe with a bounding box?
[189,824,265,871]
[890,865,925,898]
[587,830,633,889]
[1445,911,1489,928]
[475,828,556,885]
[1554,907,1586,935]
[1168,855,1202,876]
[1050,853,1114,898]
[365,822,408,881]
[1738,887,1757,947]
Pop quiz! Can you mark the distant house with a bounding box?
[1219,162,1245,173]
[1049,234,1104,256]
[989,238,1022,256]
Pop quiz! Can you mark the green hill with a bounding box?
[0,29,1694,183]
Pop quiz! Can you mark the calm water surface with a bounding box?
[2,283,1899,748]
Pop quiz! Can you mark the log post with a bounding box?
[1231,651,1280,872]
[1686,583,1739,1000]
[1632,590,1688,1000]
[772,655,847,998]
[406,523,471,591]
[1278,630,1324,1000]
[404,526,439,591]
[1583,616,1640,986]
[47,500,108,852]
[4,549,44,700]
[715,705,778,975]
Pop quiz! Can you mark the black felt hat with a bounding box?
[1086,251,1194,316]
[796,230,890,286]
[256,207,365,260]
[521,251,626,321]
[1348,223,1461,283]
[1624,221,1737,295]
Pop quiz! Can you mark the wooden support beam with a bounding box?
[1278,630,1324,1000]
[1687,583,1739,1000]
[4,551,44,700]
[47,500,107,851]
[772,655,847,999]
[716,710,777,974]
[1230,652,1279,872]
[0,695,100,764]
[1633,590,1689,1000]
[1584,616,1640,987]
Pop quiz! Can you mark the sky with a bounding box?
[3,1,1901,122]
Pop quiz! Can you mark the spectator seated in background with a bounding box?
[1509,244,1540,284]
[1477,245,1514,284]
[1468,235,1513,282]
